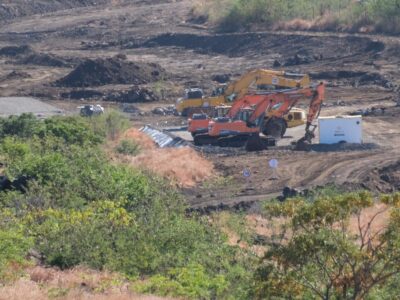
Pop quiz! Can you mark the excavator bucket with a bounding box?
[295,137,312,151]
[294,127,315,151]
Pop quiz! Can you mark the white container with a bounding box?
[318,115,362,144]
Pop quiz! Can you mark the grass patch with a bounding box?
[195,0,400,34]
[115,139,141,156]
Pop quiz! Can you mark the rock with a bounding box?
[0,45,33,57]
[61,90,103,99]
[273,60,282,67]
[380,174,391,182]
[211,74,230,83]
[152,107,166,115]
[151,105,177,116]
[0,70,31,82]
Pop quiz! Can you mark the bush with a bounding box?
[201,0,400,34]
[134,264,228,299]
[254,192,400,299]
[40,116,103,145]
[0,227,32,282]
[116,139,140,155]
[88,110,130,141]
[0,113,255,299]
[0,113,42,139]
[1,136,179,209]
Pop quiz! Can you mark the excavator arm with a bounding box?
[223,69,311,102]
[305,82,325,125]
[296,82,326,150]
[246,83,325,142]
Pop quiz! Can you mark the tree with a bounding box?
[254,192,400,299]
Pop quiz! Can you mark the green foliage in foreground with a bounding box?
[134,264,228,299]
[0,114,254,299]
[253,192,400,299]
[116,139,141,155]
[198,0,400,33]
[1,113,400,299]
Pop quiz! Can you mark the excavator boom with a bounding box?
[224,69,311,102]
[177,69,311,115]
[296,82,326,150]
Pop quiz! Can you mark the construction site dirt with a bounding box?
[0,0,399,209]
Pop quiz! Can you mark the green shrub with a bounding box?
[0,113,43,139]
[0,113,255,299]
[134,264,228,299]
[116,139,140,155]
[0,228,32,282]
[0,228,32,268]
[254,192,400,299]
[40,116,103,145]
[0,136,180,209]
[88,110,130,141]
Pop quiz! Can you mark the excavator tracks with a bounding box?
[194,133,276,151]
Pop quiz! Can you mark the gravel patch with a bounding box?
[0,97,63,117]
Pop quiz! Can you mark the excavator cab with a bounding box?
[238,108,259,128]
[211,85,227,97]
[214,105,231,118]
[185,88,204,99]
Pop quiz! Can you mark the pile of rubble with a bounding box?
[60,86,159,103]
[55,56,168,87]
[107,86,158,103]
[152,105,177,116]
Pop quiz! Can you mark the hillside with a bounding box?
[0,0,400,299]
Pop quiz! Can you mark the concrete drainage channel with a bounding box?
[139,125,189,148]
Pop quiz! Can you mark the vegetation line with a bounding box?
[193,0,400,34]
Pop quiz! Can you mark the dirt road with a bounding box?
[0,0,399,208]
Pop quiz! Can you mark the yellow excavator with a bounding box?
[176,69,311,116]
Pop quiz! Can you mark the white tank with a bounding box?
[318,115,362,144]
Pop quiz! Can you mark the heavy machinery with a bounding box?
[188,105,232,136]
[176,69,311,116]
[79,104,104,117]
[193,83,325,151]
[188,104,307,137]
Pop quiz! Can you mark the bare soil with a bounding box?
[0,0,399,208]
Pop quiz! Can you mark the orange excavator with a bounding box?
[193,82,325,151]
[188,95,268,137]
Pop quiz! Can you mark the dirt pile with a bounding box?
[136,32,380,59]
[60,89,103,100]
[274,52,324,67]
[55,57,167,87]
[0,0,109,21]
[350,106,400,117]
[0,70,31,82]
[107,86,159,103]
[0,45,79,68]
[14,53,75,67]
[152,105,176,115]
[60,86,159,102]
[0,45,33,57]
[308,143,379,152]
[363,160,400,193]
[132,147,215,188]
[311,71,393,88]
